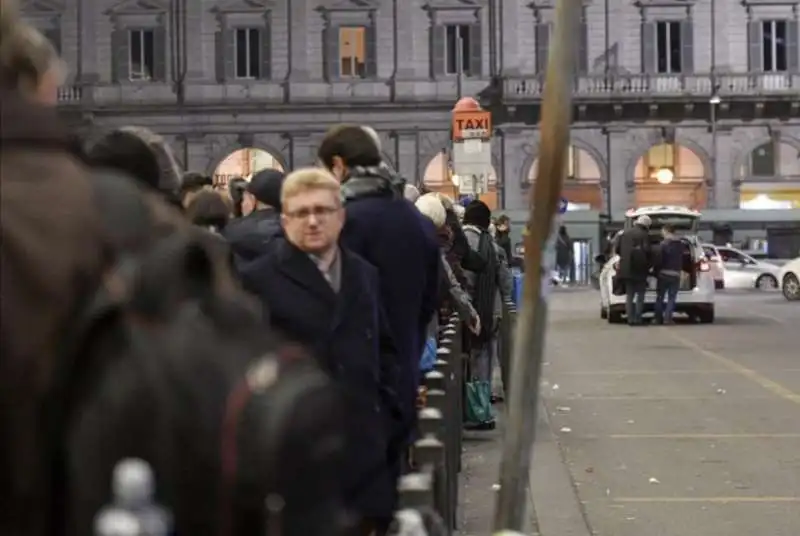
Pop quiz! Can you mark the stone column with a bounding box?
[607,127,631,214]
[713,127,736,209]
[79,0,99,82]
[289,134,318,168]
[288,0,309,79]
[501,129,534,210]
[499,0,521,75]
[183,0,204,79]
[394,0,420,78]
[391,131,420,182]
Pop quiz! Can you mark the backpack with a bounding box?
[48,172,347,536]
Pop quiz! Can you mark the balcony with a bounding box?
[503,72,800,101]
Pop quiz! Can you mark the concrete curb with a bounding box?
[528,399,594,536]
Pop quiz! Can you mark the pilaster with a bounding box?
[713,128,737,209]
[288,0,310,79]
[607,127,631,214]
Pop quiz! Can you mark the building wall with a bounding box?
[22,0,800,212]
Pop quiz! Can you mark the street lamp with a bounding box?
[654,167,674,184]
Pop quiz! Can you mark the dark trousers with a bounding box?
[655,275,680,323]
[625,279,647,325]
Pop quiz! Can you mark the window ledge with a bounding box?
[212,0,277,14]
[424,0,487,9]
[741,0,798,4]
[528,0,592,8]
[318,0,380,11]
[634,0,697,6]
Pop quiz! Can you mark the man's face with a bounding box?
[241,191,257,216]
[496,222,508,233]
[281,189,344,254]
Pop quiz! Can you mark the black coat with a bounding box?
[240,238,401,518]
[223,209,281,268]
[616,225,652,281]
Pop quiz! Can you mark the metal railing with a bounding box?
[504,72,800,100]
[399,302,518,530]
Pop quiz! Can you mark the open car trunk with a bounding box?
[647,233,698,291]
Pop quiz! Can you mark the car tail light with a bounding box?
[697,260,710,272]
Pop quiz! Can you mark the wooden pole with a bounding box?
[492,0,580,530]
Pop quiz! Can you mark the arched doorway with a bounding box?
[213,148,284,190]
[422,151,499,209]
[527,145,603,210]
[633,143,707,208]
[738,139,800,209]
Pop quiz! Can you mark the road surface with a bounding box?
[457,289,800,536]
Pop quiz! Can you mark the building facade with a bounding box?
[24,0,800,221]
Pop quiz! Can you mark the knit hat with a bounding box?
[247,168,285,210]
[462,200,492,230]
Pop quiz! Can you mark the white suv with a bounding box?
[598,206,716,323]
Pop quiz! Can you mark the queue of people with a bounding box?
[1,8,515,536]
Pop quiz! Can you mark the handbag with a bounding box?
[464,380,494,425]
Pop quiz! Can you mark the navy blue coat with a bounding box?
[340,196,440,430]
[240,237,402,518]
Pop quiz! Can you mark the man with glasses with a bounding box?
[240,168,402,536]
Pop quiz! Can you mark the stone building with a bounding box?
[24,0,800,251]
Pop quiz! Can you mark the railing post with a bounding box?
[415,407,449,534]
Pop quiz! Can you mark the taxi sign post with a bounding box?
[451,99,493,196]
[492,0,580,531]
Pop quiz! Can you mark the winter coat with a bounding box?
[616,225,652,281]
[223,209,282,268]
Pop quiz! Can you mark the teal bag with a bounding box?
[464,380,494,425]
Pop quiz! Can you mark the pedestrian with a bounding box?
[494,214,513,261]
[616,215,653,325]
[555,225,573,285]
[185,189,231,234]
[653,223,682,324]
[227,176,248,217]
[239,167,402,536]
[317,124,440,440]
[461,201,513,429]
[179,171,213,208]
[222,168,285,268]
[1,17,106,535]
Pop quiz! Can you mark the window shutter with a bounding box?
[787,21,799,71]
[748,22,763,71]
[323,26,340,81]
[535,23,550,73]
[261,23,272,79]
[468,23,482,77]
[641,22,655,73]
[111,29,130,83]
[680,20,694,73]
[430,25,446,77]
[44,27,61,54]
[214,27,235,82]
[153,27,167,81]
[577,20,588,73]
[364,24,378,77]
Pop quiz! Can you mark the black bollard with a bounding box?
[397,473,434,509]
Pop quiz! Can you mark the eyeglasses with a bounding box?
[284,205,340,221]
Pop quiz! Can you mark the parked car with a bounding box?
[598,206,715,324]
[701,244,725,289]
[714,246,783,290]
[779,257,800,301]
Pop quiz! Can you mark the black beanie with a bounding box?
[247,168,286,210]
[463,200,491,230]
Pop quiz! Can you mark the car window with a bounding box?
[702,246,717,259]
[718,248,746,263]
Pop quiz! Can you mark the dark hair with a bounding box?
[84,130,163,191]
[317,124,381,170]
[181,172,213,195]
[497,214,510,226]
[228,177,248,218]
[186,190,231,231]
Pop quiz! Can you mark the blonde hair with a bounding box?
[0,5,66,95]
[281,167,342,205]
[415,193,447,228]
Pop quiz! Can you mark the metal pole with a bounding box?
[710,99,717,206]
[492,0,580,531]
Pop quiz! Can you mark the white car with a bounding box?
[701,244,725,289]
[779,257,800,301]
[705,245,783,290]
[598,206,715,324]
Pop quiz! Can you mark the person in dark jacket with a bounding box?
[555,225,573,284]
[318,125,440,439]
[616,215,653,325]
[653,223,683,324]
[223,168,285,268]
[179,171,213,208]
[240,168,401,536]
[494,214,513,261]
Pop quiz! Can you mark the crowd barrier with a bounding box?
[398,301,517,533]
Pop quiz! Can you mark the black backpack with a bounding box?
[47,172,347,536]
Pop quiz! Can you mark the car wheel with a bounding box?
[697,307,715,324]
[783,273,800,301]
[755,274,778,290]
[600,306,608,319]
